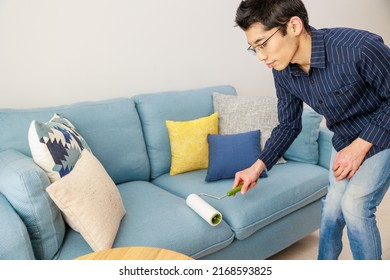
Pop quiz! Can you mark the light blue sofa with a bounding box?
[0,85,333,260]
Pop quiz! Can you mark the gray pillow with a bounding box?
[213,92,286,164]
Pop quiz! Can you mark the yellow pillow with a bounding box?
[166,112,218,175]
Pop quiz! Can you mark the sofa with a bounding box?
[0,85,333,260]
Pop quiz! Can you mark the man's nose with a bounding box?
[257,51,267,61]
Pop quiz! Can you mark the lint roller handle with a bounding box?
[227,180,258,196]
[226,183,243,197]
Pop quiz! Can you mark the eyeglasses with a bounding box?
[247,24,286,55]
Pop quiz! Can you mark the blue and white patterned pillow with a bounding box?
[28,113,91,182]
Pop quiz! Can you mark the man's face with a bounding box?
[244,22,298,71]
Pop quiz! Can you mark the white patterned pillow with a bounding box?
[28,113,91,182]
[213,92,286,164]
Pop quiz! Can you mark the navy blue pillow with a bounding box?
[205,130,267,182]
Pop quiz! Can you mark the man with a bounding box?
[233,0,390,260]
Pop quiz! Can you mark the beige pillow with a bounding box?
[46,149,125,252]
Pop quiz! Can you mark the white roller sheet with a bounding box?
[186,194,222,226]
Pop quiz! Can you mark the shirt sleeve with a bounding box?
[259,80,303,170]
[358,34,390,149]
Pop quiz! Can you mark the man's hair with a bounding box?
[235,0,310,35]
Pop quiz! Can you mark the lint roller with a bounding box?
[186,184,243,226]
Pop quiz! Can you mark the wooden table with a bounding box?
[75,246,193,260]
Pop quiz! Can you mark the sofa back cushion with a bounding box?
[133,85,236,179]
[283,109,323,165]
[0,98,150,184]
[0,149,65,260]
[0,190,36,260]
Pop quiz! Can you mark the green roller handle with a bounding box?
[198,181,257,200]
[226,180,258,197]
[226,183,243,196]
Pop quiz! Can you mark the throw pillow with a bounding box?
[28,113,91,182]
[213,92,286,164]
[206,130,268,182]
[166,112,218,175]
[46,149,126,252]
[283,109,323,164]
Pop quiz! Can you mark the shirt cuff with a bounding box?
[258,149,280,171]
[359,122,390,149]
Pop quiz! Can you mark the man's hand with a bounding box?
[233,159,266,195]
[332,138,373,181]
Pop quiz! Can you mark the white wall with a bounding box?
[0,0,389,108]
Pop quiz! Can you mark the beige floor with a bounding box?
[268,190,390,260]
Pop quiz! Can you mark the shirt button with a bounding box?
[310,78,315,84]
[318,99,323,105]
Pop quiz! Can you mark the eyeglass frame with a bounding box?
[247,21,288,55]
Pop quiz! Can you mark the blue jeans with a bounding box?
[318,148,390,260]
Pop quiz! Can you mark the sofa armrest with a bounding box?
[0,149,65,260]
[0,192,35,259]
[318,127,334,170]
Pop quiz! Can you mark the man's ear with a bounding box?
[288,16,304,36]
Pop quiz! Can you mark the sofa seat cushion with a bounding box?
[152,161,329,240]
[56,181,234,260]
[0,98,150,184]
[133,85,236,179]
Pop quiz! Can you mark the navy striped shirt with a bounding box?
[260,27,390,170]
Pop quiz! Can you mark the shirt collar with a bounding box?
[289,26,326,76]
